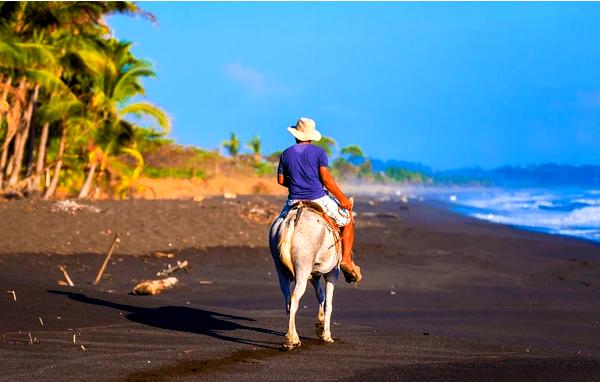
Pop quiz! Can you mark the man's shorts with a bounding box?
[279,194,351,227]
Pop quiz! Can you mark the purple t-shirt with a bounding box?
[277,144,328,200]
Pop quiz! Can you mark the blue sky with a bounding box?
[108,2,600,169]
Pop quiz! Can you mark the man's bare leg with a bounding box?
[339,220,362,283]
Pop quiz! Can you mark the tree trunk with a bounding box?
[43,127,66,200]
[25,115,38,177]
[0,75,10,115]
[78,161,98,198]
[8,83,38,187]
[0,78,22,187]
[32,122,49,192]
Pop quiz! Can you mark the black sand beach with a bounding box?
[1,196,600,381]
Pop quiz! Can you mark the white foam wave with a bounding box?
[573,198,600,206]
[556,229,600,238]
[461,193,555,211]
[472,205,600,229]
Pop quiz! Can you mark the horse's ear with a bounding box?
[349,197,354,209]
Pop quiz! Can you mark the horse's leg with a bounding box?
[321,269,339,343]
[310,275,326,338]
[274,260,292,314]
[284,271,309,351]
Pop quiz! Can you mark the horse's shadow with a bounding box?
[48,290,284,349]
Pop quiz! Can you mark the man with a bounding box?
[276,117,362,283]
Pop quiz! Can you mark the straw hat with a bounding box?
[287,117,322,142]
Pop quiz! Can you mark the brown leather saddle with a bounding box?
[287,200,342,256]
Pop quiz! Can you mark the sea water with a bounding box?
[424,187,600,244]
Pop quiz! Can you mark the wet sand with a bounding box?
[1,196,600,381]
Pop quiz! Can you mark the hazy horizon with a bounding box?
[108,2,600,170]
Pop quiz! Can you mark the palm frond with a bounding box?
[119,101,171,134]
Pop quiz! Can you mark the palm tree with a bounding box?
[313,135,337,156]
[0,1,159,198]
[77,40,170,198]
[222,132,240,157]
[247,135,261,161]
[340,144,365,164]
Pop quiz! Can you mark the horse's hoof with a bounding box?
[321,337,334,344]
[316,322,325,337]
[282,341,301,351]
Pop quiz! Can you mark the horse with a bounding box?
[269,201,343,351]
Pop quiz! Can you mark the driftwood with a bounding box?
[156,260,189,277]
[59,266,75,287]
[7,290,16,301]
[93,234,120,285]
[154,251,175,259]
[132,277,178,295]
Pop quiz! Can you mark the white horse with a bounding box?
[269,201,342,351]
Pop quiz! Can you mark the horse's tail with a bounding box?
[278,209,298,279]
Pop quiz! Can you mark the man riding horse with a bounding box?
[276,117,362,283]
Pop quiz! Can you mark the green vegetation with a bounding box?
[254,161,276,177]
[142,166,206,180]
[247,135,261,159]
[0,2,427,199]
[340,145,365,162]
[313,136,337,155]
[0,1,169,198]
[222,132,240,157]
[384,166,427,182]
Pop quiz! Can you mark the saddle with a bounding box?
[287,200,342,256]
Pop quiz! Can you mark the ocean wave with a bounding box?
[472,205,600,229]
[555,228,600,238]
[573,198,600,206]
[461,192,556,211]
[425,187,600,242]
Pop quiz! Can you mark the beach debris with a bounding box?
[27,332,38,344]
[80,345,86,351]
[245,207,277,224]
[449,195,457,202]
[390,291,397,295]
[198,280,214,285]
[59,266,75,287]
[132,277,178,295]
[241,199,278,224]
[93,234,120,285]
[223,192,237,199]
[38,317,44,326]
[154,251,175,259]
[52,200,101,214]
[358,212,399,219]
[7,290,16,301]
[157,260,189,277]
[400,195,409,204]
[73,334,76,344]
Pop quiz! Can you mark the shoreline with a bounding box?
[1,196,599,381]
[428,198,600,248]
